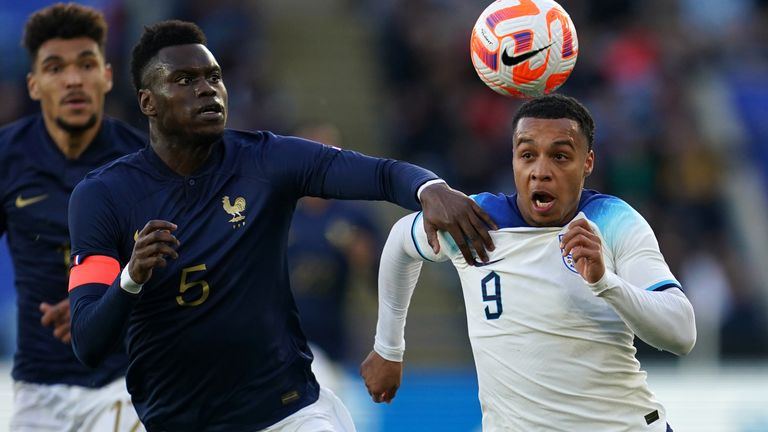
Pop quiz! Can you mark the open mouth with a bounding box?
[531,191,555,211]
[198,103,223,115]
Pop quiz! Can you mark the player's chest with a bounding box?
[458,231,615,323]
[120,176,290,258]
[2,163,77,239]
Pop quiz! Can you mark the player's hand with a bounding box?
[560,218,605,284]
[360,350,403,404]
[420,182,496,264]
[128,220,180,284]
[39,299,71,344]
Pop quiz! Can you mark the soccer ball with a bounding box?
[470,0,578,97]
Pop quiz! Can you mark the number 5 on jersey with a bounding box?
[177,264,209,306]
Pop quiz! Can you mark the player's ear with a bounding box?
[138,89,156,117]
[27,72,40,101]
[583,149,594,178]
[103,62,114,94]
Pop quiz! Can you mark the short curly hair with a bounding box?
[130,20,207,92]
[512,94,595,151]
[23,3,107,65]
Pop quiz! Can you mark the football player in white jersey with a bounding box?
[360,94,696,432]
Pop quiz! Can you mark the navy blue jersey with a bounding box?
[68,129,436,431]
[0,114,145,386]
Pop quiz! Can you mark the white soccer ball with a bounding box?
[470,0,579,97]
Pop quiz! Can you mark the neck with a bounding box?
[42,115,101,160]
[150,127,216,176]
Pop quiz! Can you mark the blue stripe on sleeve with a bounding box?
[410,212,435,262]
[646,279,682,292]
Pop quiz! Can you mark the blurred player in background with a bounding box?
[66,20,496,431]
[361,94,696,431]
[288,122,382,392]
[0,3,145,431]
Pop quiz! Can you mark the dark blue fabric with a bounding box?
[0,114,144,387]
[68,129,436,431]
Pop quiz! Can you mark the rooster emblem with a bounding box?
[222,196,246,223]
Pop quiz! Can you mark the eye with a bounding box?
[208,73,222,84]
[45,64,62,74]
[554,153,569,161]
[176,76,191,85]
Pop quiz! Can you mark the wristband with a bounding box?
[120,266,144,294]
[417,179,447,201]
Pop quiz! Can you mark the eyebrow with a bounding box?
[515,138,576,149]
[40,50,99,65]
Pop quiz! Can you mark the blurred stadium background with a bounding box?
[1,0,768,430]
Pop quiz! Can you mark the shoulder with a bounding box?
[0,115,41,154]
[471,192,529,228]
[224,129,327,152]
[82,148,147,188]
[578,190,650,248]
[579,191,644,228]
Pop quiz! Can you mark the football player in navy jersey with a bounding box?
[67,20,496,432]
[0,4,145,432]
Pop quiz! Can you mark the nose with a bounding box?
[194,80,217,97]
[530,158,553,181]
[63,65,83,88]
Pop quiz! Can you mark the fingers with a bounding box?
[39,301,69,327]
[560,220,600,256]
[53,322,71,344]
[130,220,180,284]
[424,223,441,255]
[39,303,54,326]
[360,351,402,404]
[472,200,498,231]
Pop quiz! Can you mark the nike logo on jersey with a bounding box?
[501,44,552,66]
[15,194,48,208]
[474,258,504,267]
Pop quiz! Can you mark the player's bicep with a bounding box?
[68,179,123,288]
[614,221,681,292]
[263,136,340,197]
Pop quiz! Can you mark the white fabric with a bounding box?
[260,387,356,432]
[11,378,143,432]
[119,266,143,294]
[588,271,696,355]
[374,209,695,431]
[415,179,447,201]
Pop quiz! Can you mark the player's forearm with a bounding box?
[70,281,137,368]
[322,150,438,211]
[589,271,696,356]
[374,215,424,362]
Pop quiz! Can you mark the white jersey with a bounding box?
[378,191,693,432]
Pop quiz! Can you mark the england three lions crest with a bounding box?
[557,234,578,273]
[222,195,246,228]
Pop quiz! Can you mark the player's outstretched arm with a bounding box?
[561,218,696,356]
[276,137,496,265]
